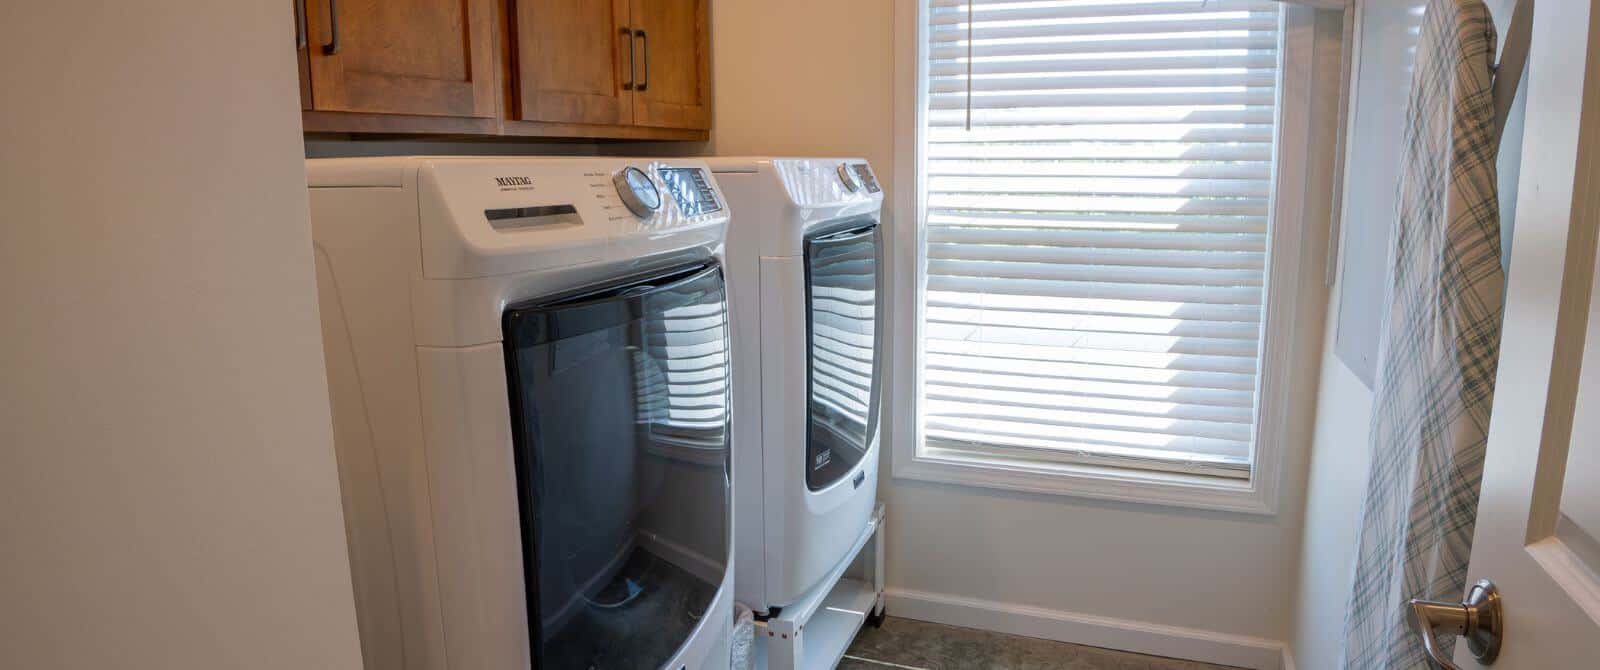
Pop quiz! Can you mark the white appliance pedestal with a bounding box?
[754,503,886,670]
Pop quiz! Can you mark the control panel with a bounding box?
[756,158,885,210]
[658,167,724,217]
[411,158,730,280]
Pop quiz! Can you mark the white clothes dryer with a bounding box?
[706,157,885,615]
[308,156,735,670]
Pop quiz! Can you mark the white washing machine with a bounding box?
[308,156,735,670]
[706,157,885,614]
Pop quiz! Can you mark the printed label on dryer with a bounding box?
[493,176,535,191]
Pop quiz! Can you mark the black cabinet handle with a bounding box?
[294,0,308,49]
[322,0,341,55]
[634,29,649,92]
[622,26,635,90]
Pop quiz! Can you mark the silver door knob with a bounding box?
[1407,579,1504,669]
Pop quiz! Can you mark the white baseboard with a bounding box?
[884,588,1288,670]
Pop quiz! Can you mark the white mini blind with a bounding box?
[919,0,1284,478]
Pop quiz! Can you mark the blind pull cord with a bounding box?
[965,1,973,132]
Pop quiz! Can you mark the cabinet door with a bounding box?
[304,0,498,118]
[629,0,709,130]
[294,0,313,109]
[514,0,634,125]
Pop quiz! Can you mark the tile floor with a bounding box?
[840,618,1243,670]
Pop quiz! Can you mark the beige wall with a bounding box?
[703,0,896,198]
[0,3,362,669]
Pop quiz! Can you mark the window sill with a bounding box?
[892,447,1278,516]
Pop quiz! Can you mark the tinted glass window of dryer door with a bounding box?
[502,263,730,669]
[804,221,882,490]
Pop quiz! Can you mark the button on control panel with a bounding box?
[850,163,880,193]
[836,163,861,192]
[613,165,662,218]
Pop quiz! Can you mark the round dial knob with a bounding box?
[837,163,861,192]
[613,166,662,217]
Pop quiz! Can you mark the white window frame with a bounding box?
[888,0,1325,514]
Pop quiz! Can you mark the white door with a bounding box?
[1451,0,1600,667]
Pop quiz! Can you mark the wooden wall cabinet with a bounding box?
[294,0,709,140]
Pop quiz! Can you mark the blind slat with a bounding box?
[927,211,1268,233]
[928,106,1275,126]
[928,244,1265,272]
[924,396,1254,439]
[918,1,1282,477]
[928,159,1272,180]
[929,0,1280,24]
[929,226,1267,252]
[925,353,1258,393]
[929,124,1276,143]
[929,175,1271,198]
[926,420,1250,459]
[929,259,1265,292]
[929,52,1277,77]
[927,372,1257,411]
[930,34,1277,59]
[929,70,1278,93]
[925,274,1263,307]
[928,362,1258,398]
[925,321,1259,358]
[928,88,1277,110]
[926,292,1262,323]
[926,141,1273,162]
[929,15,1279,43]
[926,338,1258,375]
[926,305,1262,339]
[928,194,1269,217]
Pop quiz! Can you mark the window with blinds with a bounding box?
[918,0,1285,479]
